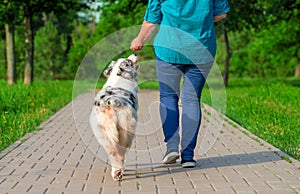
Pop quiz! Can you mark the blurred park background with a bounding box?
[0,0,299,161]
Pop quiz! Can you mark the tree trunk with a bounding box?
[50,59,55,78]
[295,65,300,77]
[5,23,16,85]
[24,15,34,84]
[222,24,231,87]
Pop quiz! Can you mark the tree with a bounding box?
[1,0,87,84]
[20,0,87,84]
[23,3,33,84]
[220,24,231,86]
[247,19,300,77]
[67,21,93,80]
[5,24,16,84]
[34,21,67,79]
[93,0,147,39]
[215,0,264,86]
[218,0,300,85]
[0,0,20,84]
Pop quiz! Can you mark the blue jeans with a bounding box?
[156,57,213,161]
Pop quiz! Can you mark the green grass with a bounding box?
[202,77,300,160]
[138,80,159,89]
[0,80,73,152]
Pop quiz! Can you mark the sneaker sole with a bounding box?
[162,153,180,164]
[181,162,196,168]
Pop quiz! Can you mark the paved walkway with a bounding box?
[0,90,299,194]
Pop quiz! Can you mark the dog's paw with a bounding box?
[112,169,123,181]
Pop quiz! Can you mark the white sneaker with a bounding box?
[162,150,180,164]
[181,160,196,168]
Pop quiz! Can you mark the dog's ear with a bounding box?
[103,61,116,78]
[134,64,140,71]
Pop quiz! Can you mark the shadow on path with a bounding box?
[123,151,282,180]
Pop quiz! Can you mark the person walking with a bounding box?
[131,0,230,168]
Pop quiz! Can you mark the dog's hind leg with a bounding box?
[111,167,123,181]
[116,107,137,148]
[109,145,126,181]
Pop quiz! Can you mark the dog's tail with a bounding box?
[93,105,136,148]
[98,105,120,144]
[115,107,136,148]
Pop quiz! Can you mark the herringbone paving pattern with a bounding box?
[0,90,299,193]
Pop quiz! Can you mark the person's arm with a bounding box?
[213,0,230,22]
[214,13,227,22]
[130,21,157,51]
[131,0,161,51]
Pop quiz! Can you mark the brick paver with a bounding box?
[1,90,299,193]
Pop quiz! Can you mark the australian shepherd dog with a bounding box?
[90,54,139,180]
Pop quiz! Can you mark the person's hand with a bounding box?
[130,20,157,51]
[130,37,144,51]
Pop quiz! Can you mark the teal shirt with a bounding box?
[144,0,230,64]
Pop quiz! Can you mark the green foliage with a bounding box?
[67,21,94,80]
[34,21,67,79]
[225,0,300,31]
[223,18,300,78]
[0,80,73,152]
[0,0,22,25]
[202,77,300,160]
[225,0,263,31]
[0,0,89,83]
[91,0,146,40]
[247,20,300,77]
[14,29,26,80]
[217,0,300,79]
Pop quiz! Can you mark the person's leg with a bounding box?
[180,62,213,164]
[156,57,182,153]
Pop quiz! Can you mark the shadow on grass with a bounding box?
[283,78,300,87]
